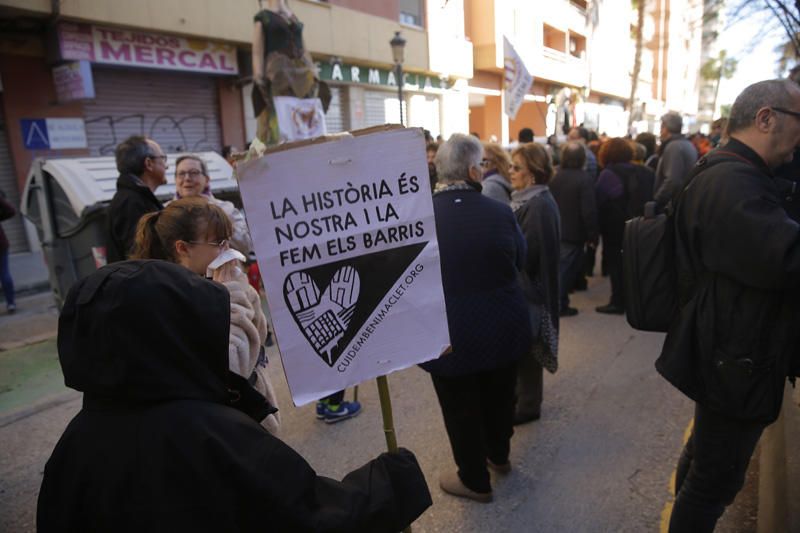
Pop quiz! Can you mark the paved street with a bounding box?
[0,276,759,532]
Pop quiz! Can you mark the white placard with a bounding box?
[46,118,88,149]
[503,36,534,120]
[238,127,449,406]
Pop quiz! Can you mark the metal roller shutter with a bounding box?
[84,68,222,156]
[0,104,28,253]
[364,90,406,127]
[324,86,348,134]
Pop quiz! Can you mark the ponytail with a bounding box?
[131,197,232,264]
[131,210,169,261]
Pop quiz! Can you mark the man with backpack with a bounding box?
[657,79,800,532]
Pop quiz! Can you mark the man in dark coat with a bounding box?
[38,260,431,532]
[420,134,531,503]
[653,112,698,206]
[657,79,800,532]
[106,136,166,262]
[548,141,598,316]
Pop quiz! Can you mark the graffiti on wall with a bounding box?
[85,113,219,155]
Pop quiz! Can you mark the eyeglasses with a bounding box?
[176,169,205,179]
[772,107,800,119]
[188,239,229,250]
[148,154,168,163]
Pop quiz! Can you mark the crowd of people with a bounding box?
[32,77,800,532]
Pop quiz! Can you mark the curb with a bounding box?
[0,390,81,429]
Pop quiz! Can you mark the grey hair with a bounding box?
[435,133,483,183]
[728,79,797,135]
[660,112,683,135]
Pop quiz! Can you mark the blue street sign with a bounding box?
[21,119,50,150]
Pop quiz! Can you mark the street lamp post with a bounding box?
[390,31,406,126]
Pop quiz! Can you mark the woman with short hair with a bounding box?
[481,142,513,205]
[420,134,531,503]
[508,143,561,425]
[172,154,253,256]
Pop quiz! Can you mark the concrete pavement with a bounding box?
[0,274,765,532]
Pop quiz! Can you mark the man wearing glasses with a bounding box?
[107,136,168,262]
[658,79,800,532]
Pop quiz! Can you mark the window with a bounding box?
[568,32,586,59]
[543,24,566,53]
[570,0,588,10]
[400,0,423,27]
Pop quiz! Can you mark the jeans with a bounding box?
[669,402,766,532]
[558,242,584,311]
[431,363,517,493]
[0,248,14,308]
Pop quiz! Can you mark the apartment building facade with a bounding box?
[0,0,473,253]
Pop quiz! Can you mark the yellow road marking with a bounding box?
[660,418,694,533]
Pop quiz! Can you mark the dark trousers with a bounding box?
[430,363,517,493]
[323,390,345,404]
[515,352,543,418]
[669,402,766,532]
[559,242,584,310]
[0,249,14,307]
[605,241,624,307]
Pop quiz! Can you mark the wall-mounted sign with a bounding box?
[21,118,88,150]
[57,22,238,76]
[315,61,451,92]
[52,61,95,103]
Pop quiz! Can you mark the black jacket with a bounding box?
[656,139,800,423]
[420,187,531,376]
[107,174,163,263]
[549,167,598,245]
[38,260,431,532]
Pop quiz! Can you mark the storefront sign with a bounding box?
[57,22,238,75]
[503,36,533,119]
[21,118,88,150]
[316,61,450,92]
[52,61,95,103]
[237,127,449,406]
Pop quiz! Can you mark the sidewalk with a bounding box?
[0,290,58,351]
[2,250,50,303]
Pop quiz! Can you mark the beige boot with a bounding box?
[439,471,493,503]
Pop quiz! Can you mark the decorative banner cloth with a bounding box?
[237,126,449,405]
[503,36,534,120]
[272,96,327,143]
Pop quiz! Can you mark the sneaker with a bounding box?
[559,307,579,317]
[320,400,362,424]
[315,401,326,419]
[439,471,492,503]
[6,304,15,314]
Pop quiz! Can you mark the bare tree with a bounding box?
[627,0,647,130]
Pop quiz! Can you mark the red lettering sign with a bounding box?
[178,50,197,68]
[156,48,177,66]
[99,41,131,62]
[134,45,154,63]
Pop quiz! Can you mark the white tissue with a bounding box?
[206,248,247,278]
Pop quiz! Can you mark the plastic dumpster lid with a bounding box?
[21,151,237,218]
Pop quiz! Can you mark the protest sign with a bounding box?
[237,126,449,406]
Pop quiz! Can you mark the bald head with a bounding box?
[728,79,800,135]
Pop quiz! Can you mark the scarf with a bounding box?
[433,180,482,195]
[510,183,549,212]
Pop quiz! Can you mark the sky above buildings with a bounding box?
[717,6,786,108]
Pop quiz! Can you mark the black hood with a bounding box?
[58,260,232,405]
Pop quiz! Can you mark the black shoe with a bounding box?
[595,303,624,315]
[560,307,579,317]
[573,278,588,291]
[513,411,541,425]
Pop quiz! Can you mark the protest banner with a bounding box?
[237,126,450,406]
[503,35,534,120]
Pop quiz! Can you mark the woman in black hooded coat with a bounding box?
[37,260,431,532]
